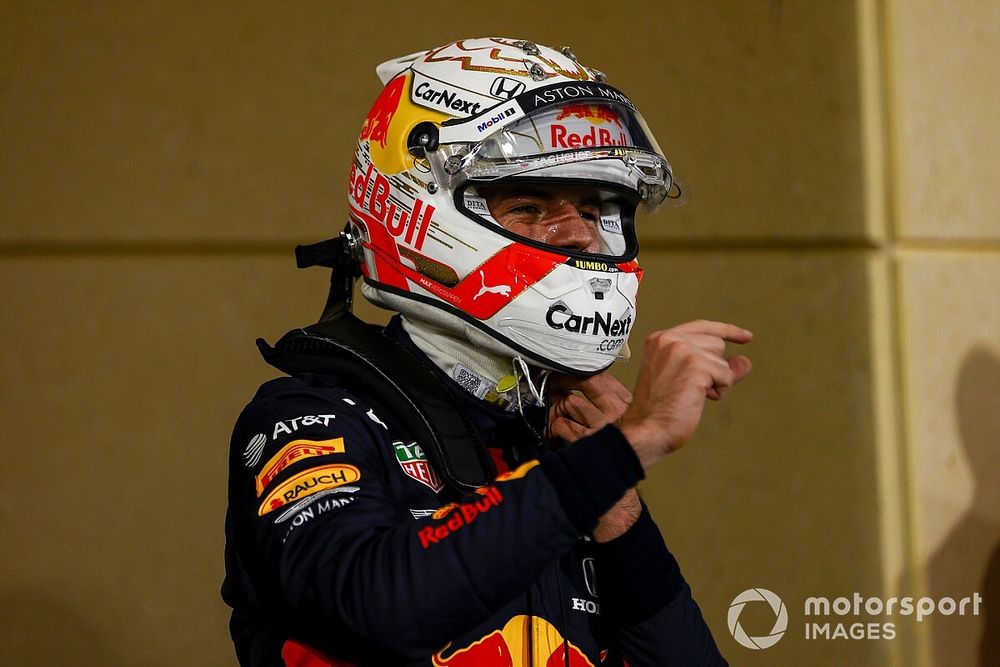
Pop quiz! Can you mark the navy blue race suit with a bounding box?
[222,317,727,666]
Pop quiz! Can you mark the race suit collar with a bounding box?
[398,315,543,411]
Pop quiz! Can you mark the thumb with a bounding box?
[728,355,752,384]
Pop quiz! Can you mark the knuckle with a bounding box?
[664,339,689,355]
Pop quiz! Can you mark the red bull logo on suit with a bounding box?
[432,615,594,666]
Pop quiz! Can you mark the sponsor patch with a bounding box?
[490,76,526,100]
[272,414,336,440]
[418,486,503,548]
[546,303,632,337]
[280,495,357,542]
[411,71,493,117]
[367,408,388,430]
[274,486,360,523]
[461,192,496,222]
[361,74,405,148]
[410,508,437,519]
[525,81,636,113]
[571,597,601,615]
[569,258,620,272]
[600,217,623,234]
[495,460,539,482]
[472,270,511,301]
[432,614,593,666]
[255,438,346,496]
[550,124,629,149]
[243,433,267,468]
[258,464,361,516]
[348,162,435,251]
[555,104,623,127]
[393,440,444,493]
[475,104,518,133]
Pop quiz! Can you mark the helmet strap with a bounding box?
[293,225,363,323]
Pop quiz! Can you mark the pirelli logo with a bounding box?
[255,438,346,496]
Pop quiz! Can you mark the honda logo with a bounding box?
[491,76,526,100]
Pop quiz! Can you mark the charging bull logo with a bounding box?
[361,75,406,148]
[433,615,593,667]
[555,104,623,127]
[550,104,630,149]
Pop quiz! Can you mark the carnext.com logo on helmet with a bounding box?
[545,304,632,336]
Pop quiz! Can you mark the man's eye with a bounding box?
[510,204,541,215]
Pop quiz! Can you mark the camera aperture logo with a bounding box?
[728,588,788,649]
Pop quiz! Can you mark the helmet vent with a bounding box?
[516,40,541,55]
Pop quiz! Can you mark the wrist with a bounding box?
[617,420,662,471]
[593,489,642,543]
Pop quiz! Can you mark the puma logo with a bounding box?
[473,270,512,300]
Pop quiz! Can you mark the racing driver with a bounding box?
[223,37,751,666]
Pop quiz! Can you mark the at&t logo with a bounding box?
[728,588,788,650]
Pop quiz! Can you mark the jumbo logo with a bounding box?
[258,464,361,516]
[432,615,593,667]
[546,304,632,337]
[255,438,345,496]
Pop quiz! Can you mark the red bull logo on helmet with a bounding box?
[361,75,405,148]
[549,103,631,150]
[550,125,629,149]
[555,104,623,127]
[432,615,594,667]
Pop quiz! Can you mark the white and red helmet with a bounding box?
[348,37,677,374]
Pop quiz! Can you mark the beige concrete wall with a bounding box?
[0,1,993,665]
[883,1,1000,665]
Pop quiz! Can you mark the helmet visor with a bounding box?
[431,101,674,208]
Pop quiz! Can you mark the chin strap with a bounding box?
[511,355,551,444]
[512,356,551,406]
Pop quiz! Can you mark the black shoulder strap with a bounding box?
[257,311,496,494]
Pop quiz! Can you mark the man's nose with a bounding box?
[544,201,599,252]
